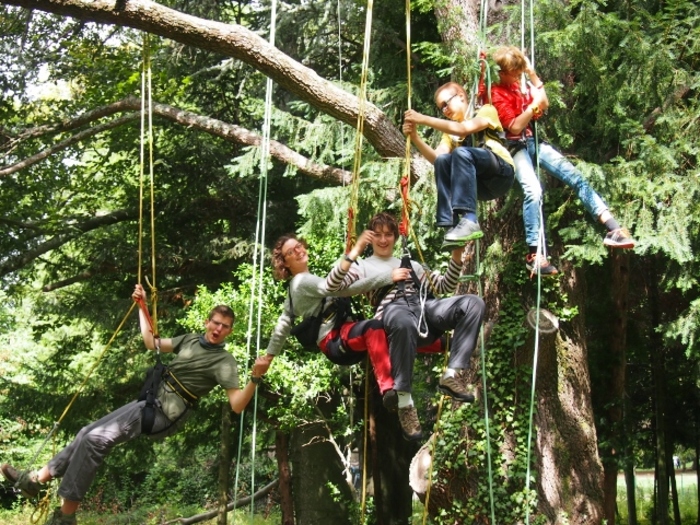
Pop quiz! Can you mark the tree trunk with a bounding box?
[289,421,354,525]
[370,383,420,525]
[624,386,639,525]
[530,263,604,524]
[217,403,232,525]
[275,430,295,525]
[603,251,631,525]
[650,257,670,525]
[624,463,638,525]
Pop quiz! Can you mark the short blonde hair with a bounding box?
[493,46,528,73]
[434,82,467,106]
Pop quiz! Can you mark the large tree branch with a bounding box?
[0,208,135,277]
[1,0,406,158]
[0,115,138,178]
[1,96,353,184]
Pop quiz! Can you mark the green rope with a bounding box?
[233,1,278,522]
[519,0,545,520]
[474,239,497,524]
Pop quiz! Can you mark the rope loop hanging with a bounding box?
[346,0,373,254]
[138,32,158,334]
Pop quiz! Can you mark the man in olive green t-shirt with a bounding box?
[1,284,268,525]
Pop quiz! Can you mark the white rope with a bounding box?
[234,1,278,522]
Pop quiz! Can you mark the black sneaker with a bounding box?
[397,406,423,441]
[525,253,558,276]
[1,464,43,499]
[46,507,77,525]
[382,389,398,412]
[603,228,635,249]
[438,376,475,403]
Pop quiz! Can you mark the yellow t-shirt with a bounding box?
[439,104,514,167]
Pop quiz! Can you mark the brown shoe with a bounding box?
[438,376,475,403]
[382,389,398,412]
[398,405,423,441]
[525,253,558,276]
[1,464,43,498]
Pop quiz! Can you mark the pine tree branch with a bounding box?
[642,85,691,132]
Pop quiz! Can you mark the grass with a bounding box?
[1,472,696,524]
[0,503,281,524]
[617,470,698,525]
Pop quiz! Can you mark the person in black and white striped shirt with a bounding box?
[326,212,485,441]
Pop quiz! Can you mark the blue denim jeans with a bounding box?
[433,146,515,227]
[513,138,608,246]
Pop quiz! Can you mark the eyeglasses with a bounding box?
[440,93,459,114]
[209,319,232,330]
[283,242,305,258]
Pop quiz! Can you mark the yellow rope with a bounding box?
[346,0,373,252]
[138,32,158,333]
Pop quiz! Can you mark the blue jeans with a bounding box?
[433,147,515,227]
[513,138,608,246]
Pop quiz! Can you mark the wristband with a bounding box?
[251,375,263,385]
[343,254,356,264]
[534,83,544,89]
[530,105,541,118]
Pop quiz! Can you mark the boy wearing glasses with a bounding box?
[403,82,514,249]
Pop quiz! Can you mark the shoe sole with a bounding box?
[438,385,475,403]
[441,235,483,251]
[603,241,635,249]
[444,231,484,244]
[401,430,423,442]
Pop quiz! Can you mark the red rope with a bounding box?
[346,207,357,253]
[398,176,410,237]
[134,297,158,338]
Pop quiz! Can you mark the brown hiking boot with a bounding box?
[1,464,43,498]
[438,376,475,403]
[397,405,423,441]
[46,507,78,525]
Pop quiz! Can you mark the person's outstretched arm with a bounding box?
[132,284,174,353]
[226,355,269,413]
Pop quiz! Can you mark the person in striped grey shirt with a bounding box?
[326,212,485,441]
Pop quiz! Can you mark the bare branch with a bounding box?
[161,478,279,525]
[2,96,353,184]
[0,115,137,178]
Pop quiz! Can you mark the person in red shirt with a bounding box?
[489,46,635,275]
